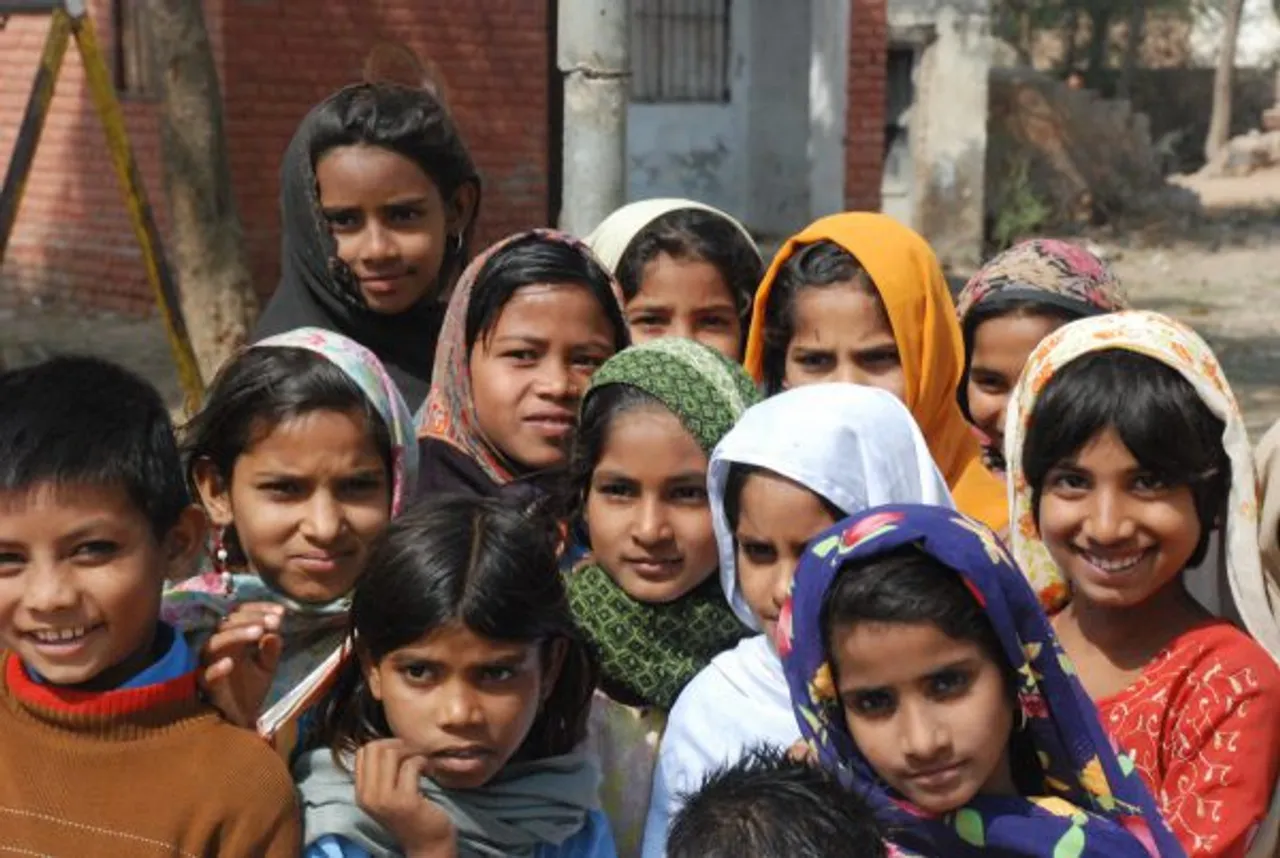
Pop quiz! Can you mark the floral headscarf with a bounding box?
[780,504,1185,858]
[414,229,627,486]
[955,239,1127,471]
[163,327,419,739]
[1003,311,1280,663]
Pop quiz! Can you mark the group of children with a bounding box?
[2,73,1280,858]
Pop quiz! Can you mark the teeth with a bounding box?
[32,626,89,643]
[1085,553,1145,573]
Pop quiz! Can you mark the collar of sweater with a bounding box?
[1,652,213,741]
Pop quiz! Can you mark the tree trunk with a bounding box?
[1118,0,1145,101]
[1063,7,1081,73]
[1084,2,1114,75]
[142,0,258,383]
[1206,0,1246,162]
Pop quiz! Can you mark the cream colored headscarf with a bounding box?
[584,198,758,274]
[1256,420,1280,585]
[1005,310,1280,664]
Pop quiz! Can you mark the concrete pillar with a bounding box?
[809,0,851,220]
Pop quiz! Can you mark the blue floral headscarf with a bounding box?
[779,504,1185,858]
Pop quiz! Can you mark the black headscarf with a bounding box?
[253,83,480,412]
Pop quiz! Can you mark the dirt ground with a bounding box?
[2,200,1279,441]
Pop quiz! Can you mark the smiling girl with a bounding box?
[415,230,629,502]
[296,495,612,858]
[743,212,1006,532]
[1007,311,1280,858]
[164,328,418,747]
[255,76,481,411]
[782,504,1184,858]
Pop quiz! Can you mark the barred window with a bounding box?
[631,0,732,104]
[113,0,157,98]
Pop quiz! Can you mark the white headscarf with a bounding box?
[584,198,759,273]
[707,383,955,630]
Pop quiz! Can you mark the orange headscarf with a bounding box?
[743,212,1008,532]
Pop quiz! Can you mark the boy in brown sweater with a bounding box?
[0,356,300,856]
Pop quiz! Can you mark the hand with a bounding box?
[356,739,456,858]
[198,602,285,728]
[788,739,819,765]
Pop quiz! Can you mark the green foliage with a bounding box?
[990,152,1051,252]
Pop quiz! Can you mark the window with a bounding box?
[631,0,732,104]
[113,0,157,98]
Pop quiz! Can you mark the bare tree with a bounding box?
[1118,0,1147,100]
[1205,0,1246,161]
[143,0,258,382]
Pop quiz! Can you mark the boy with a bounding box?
[668,745,886,858]
[0,356,300,855]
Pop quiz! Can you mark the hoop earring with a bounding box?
[447,232,462,257]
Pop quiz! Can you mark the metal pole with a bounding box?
[556,0,629,237]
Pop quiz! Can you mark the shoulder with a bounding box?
[1145,622,1280,724]
[190,718,300,808]
[540,809,617,858]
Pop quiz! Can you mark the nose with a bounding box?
[24,561,77,614]
[668,317,695,342]
[769,561,793,613]
[831,359,863,387]
[632,495,672,545]
[534,356,576,401]
[300,492,345,545]
[359,221,399,264]
[1082,486,1137,545]
[899,699,951,764]
[439,678,485,729]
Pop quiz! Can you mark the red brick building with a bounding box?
[0,0,885,316]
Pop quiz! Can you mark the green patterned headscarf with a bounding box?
[569,338,761,709]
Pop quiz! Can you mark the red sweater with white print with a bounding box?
[0,652,300,857]
[1098,621,1280,858]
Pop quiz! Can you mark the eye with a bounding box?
[323,209,362,231]
[1131,472,1171,494]
[502,349,539,363]
[669,485,708,504]
[337,474,386,498]
[739,540,777,565]
[972,371,1008,394]
[595,480,637,499]
[478,665,517,683]
[399,661,437,683]
[630,313,667,329]
[696,314,733,331]
[858,347,901,370]
[385,204,424,224]
[259,480,305,499]
[572,352,608,370]
[848,688,896,718]
[73,540,120,562]
[0,551,25,572]
[1047,468,1090,495]
[927,668,973,699]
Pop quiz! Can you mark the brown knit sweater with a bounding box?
[0,651,301,857]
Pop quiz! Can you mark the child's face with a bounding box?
[966,313,1063,459]
[364,620,563,790]
[585,407,719,603]
[734,471,837,643]
[470,284,618,472]
[196,408,391,603]
[316,144,474,315]
[0,483,202,689]
[832,619,1016,814]
[783,284,905,401]
[626,253,742,361]
[1037,426,1202,610]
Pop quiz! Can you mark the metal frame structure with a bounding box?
[0,0,204,406]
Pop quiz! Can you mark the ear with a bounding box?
[445,181,479,239]
[539,638,569,704]
[192,459,234,528]
[163,505,208,580]
[359,646,384,702]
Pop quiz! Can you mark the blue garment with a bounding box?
[304,810,617,858]
[27,622,195,689]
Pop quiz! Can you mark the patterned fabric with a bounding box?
[742,212,1007,532]
[163,327,419,740]
[1256,419,1280,584]
[780,504,1185,858]
[1096,621,1280,858]
[586,337,760,455]
[1003,310,1280,662]
[954,239,1128,470]
[567,565,747,710]
[414,229,626,485]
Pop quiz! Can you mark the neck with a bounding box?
[72,624,165,692]
[1058,579,1202,667]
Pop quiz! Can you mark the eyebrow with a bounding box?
[665,470,709,484]
[841,657,978,693]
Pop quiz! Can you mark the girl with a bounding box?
[296,495,614,858]
[163,327,418,745]
[255,76,481,411]
[564,337,760,856]
[955,239,1127,476]
[1006,310,1280,858]
[586,198,763,361]
[642,383,953,858]
[742,212,1006,532]
[415,230,629,501]
[782,504,1185,857]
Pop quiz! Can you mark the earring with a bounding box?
[211,527,234,590]
[447,232,462,256]
[1015,705,1029,733]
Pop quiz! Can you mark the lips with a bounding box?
[360,274,412,294]
[24,623,102,654]
[292,551,352,573]
[523,411,576,438]
[624,556,683,580]
[905,762,966,790]
[429,746,493,775]
[1074,547,1151,575]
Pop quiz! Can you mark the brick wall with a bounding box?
[846,0,887,212]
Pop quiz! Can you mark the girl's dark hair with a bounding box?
[821,545,1040,794]
[181,348,393,564]
[308,82,481,286]
[615,208,763,323]
[761,240,883,394]
[722,463,844,532]
[465,234,630,356]
[560,384,666,523]
[323,495,598,764]
[1021,349,1229,568]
